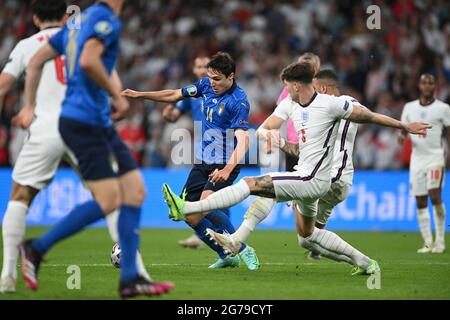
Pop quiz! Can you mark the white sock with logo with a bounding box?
[417,208,433,246]
[2,201,28,279]
[433,204,446,247]
[298,235,353,265]
[306,227,371,269]
[232,197,276,244]
[184,179,250,214]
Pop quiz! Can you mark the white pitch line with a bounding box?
[34,261,450,267]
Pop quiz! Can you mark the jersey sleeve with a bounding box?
[48,27,66,55]
[329,96,354,120]
[176,98,192,113]
[181,78,207,98]
[2,42,25,78]
[85,14,118,47]
[443,104,450,127]
[273,97,293,120]
[230,99,250,130]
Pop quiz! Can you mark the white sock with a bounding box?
[306,227,371,269]
[298,235,353,265]
[1,201,28,279]
[232,197,276,244]
[184,179,250,214]
[433,204,446,247]
[105,210,151,280]
[417,208,433,246]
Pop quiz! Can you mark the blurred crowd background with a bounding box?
[0,0,449,169]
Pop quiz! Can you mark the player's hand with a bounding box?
[403,122,432,135]
[209,168,232,184]
[268,130,285,150]
[162,104,176,122]
[398,133,407,145]
[12,106,34,129]
[121,89,141,99]
[112,95,129,121]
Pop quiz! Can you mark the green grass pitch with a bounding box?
[1,227,449,300]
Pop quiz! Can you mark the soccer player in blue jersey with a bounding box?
[162,56,232,250]
[17,0,173,298]
[122,52,260,270]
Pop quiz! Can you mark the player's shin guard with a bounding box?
[191,218,229,259]
[417,208,433,246]
[32,200,104,255]
[118,205,141,282]
[1,201,28,279]
[233,197,276,244]
[184,180,250,214]
[298,235,353,265]
[306,227,371,269]
[106,209,151,280]
[433,204,446,247]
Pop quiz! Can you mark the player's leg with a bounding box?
[163,174,274,220]
[411,168,433,252]
[205,196,275,257]
[1,183,38,293]
[428,168,446,253]
[294,201,353,265]
[2,132,66,293]
[295,197,379,274]
[111,127,173,297]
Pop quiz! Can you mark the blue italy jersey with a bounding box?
[181,77,250,164]
[49,2,121,127]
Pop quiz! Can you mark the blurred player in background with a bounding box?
[162,55,231,250]
[163,62,431,276]
[399,74,450,254]
[123,52,260,270]
[0,0,69,294]
[17,0,173,298]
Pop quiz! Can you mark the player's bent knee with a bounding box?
[10,183,38,206]
[185,214,202,226]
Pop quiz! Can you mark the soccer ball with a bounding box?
[110,243,121,268]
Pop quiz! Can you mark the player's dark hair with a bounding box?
[280,62,315,84]
[32,0,67,22]
[207,52,236,78]
[314,69,340,88]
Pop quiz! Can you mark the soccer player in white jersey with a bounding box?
[399,74,450,254]
[0,0,150,293]
[162,62,430,275]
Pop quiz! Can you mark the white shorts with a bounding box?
[12,119,77,190]
[409,165,445,197]
[268,171,330,217]
[316,180,351,225]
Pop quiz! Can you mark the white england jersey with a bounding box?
[273,93,354,181]
[400,99,450,168]
[330,95,360,185]
[2,28,66,128]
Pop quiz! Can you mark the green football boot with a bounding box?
[351,259,380,276]
[239,246,260,271]
[208,256,240,269]
[162,183,186,221]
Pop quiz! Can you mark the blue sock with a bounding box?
[118,205,141,282]
[33,200,104,255]
[206,210,246,253]
[190,217,227,259]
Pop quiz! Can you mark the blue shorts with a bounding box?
[59,117,138,181]
[182,163,240,201]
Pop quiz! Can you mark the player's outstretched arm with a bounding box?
[348,104,431,135]
[14,43,58,129]
[121,88,184,103]
[255,114,285,140]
